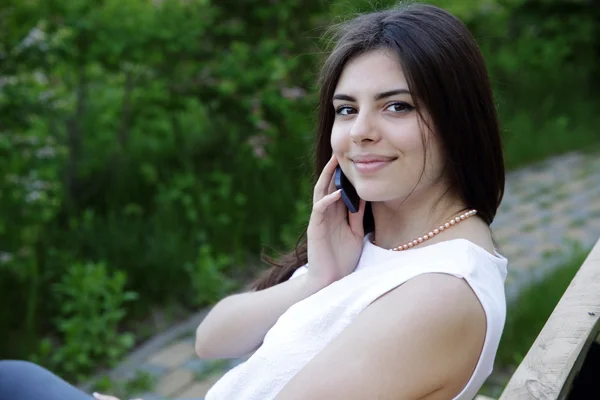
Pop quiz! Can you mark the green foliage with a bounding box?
[1,0,599,383]
[1,0,323,381]
[31,261,138,382]
[472,0,600,168]
[90,370,156,400]
[185,244,238,306]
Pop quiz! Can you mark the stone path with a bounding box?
[88,150,600,399]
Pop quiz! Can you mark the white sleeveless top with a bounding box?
[205,232,508,399]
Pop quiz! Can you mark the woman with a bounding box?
[0,3,507,400]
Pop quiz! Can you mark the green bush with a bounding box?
[1,0,599,381]
[31,261,138,382]
[1,0,324,379]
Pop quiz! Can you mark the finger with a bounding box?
[311,189,342,221]
[313,154,338,203]
[327,167,337,194]
[348,199,366,236]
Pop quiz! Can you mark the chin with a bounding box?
[356,188,410,203]
[356,191,392,203]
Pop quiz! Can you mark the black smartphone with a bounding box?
[334,165,360,213]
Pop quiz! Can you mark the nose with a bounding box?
[349,110,379,143]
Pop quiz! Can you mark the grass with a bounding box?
[90,370,156,399]
[478,243,593,398]
[496,242,591,367]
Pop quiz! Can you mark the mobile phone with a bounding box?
[334,166,360,213]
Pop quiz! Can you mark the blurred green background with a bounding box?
[1,0,599,385]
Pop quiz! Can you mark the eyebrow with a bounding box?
[332,89,411,102]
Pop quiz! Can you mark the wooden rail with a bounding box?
[498,237,600,399]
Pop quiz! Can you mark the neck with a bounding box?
[370,186,469,250]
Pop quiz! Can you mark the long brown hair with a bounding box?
[250,2,505,291]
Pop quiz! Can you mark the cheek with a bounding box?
[425,143,446,176]
[330,124,347,152]
[387,120,424,154]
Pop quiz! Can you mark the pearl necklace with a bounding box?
[371,209,478,251]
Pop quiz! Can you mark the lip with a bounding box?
[352,159,395,173]
[351,154,397,163]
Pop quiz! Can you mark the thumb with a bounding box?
[92,393,120,400]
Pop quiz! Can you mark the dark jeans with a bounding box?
[0,360,205,400]
[0,360,93,400]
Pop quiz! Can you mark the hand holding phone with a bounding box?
[334,166,360,213]
[306,155,366,285]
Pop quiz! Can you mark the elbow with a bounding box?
[194,327,215,359]
[195,338,214,360]
[194,338,206,359]
[194,299,228,359]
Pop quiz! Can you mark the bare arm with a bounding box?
[195,153,366,360]
[195,271,328,359]
[274,273,487,400]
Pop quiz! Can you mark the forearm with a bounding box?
[195,273,327,359]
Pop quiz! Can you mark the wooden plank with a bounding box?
[499,237,600,399]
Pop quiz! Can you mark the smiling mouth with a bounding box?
[352,159,395,173]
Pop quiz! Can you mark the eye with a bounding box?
[335,105,356,116]
[386,102,415,113]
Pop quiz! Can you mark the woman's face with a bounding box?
[330,49,447,203]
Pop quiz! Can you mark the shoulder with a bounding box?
[371,272,486,325]
[365,273,487,392]
[455,215,496,255]
[425,215,496,256]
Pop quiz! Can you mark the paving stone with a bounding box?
[491,213,512,230]
[147,340,197,369]
[588,185,600,197]
[496,241,524,259]
[514,213,545,233]
[182,358,211,373]
[533,241,559,261]
[229,357,247,368]
[499,191,519,207]
[175,373,225,398]
[586,218,600,236]
[493,226,521,246]
[563,179,589,196]
[155,368,195,397]
[512,203,540,221]
[549,198,575,215]
[132,394,165,400]
[564,227,595,249]
[512,233,541,249]
[589,157,600,171]
[117,363,168,381]
[590,199,600,213]
[548,213,575,232]
[515,255,543,273]
[179,336,196,346]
